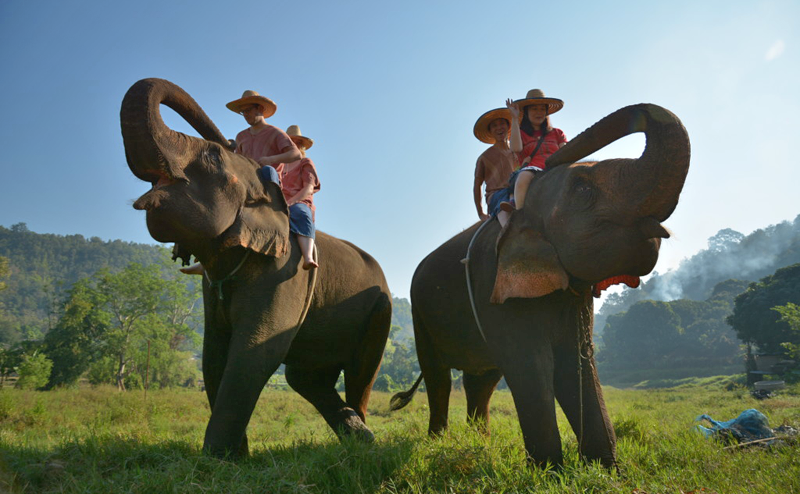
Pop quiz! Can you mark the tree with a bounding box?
[773,303,800,361]
[727,264,800,354]
[45,261,201,390]
[374,325,419,391]
[43,278,110,387]
[602,300,682,365]
[15,351,53,390]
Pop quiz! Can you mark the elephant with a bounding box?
[392,103,690,469]
[120,78,392,457]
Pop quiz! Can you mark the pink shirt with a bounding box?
[234,124,297,167]
[280,158,320,217]
[518,127,567,169]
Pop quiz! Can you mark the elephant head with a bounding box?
[120,78,290,261]
[492,104,690,303]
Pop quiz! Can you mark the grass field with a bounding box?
[0,377,798,493]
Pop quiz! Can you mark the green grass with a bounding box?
[0,381,798,493]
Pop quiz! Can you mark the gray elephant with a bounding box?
[392,104,690,469]
[121,78,391,457]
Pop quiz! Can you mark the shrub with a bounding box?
[15,352,53,390]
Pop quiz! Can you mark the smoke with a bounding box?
[596,214,800,332]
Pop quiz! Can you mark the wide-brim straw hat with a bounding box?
[226,90,277,118]
[473,108,513,144]
[286,125,314,150]
[513,89,563,115]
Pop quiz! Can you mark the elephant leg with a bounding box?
[500,344,563,468]
[344,295,392,423]
[414,313,452,435]
[553,348,617,469]
[285,364,374,441]
[202,327,293,458]
[200,321,250,456]
[463,368,503,434]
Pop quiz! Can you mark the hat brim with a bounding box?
[473,108,512,144]
[290,135,314,150]
[513,97,563,115]
[226,95,277,118]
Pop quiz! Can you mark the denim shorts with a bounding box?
[288,203,315,239]
[258,166,315,238]
[487,187,512,217]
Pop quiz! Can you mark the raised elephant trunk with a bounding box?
[546,104,690,222]
[120,78,232,182]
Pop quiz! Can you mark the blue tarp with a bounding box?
[695,408,774,443]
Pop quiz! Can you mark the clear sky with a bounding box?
[0,0,797,301]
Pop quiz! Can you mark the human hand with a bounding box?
[257,156,273,167]
[505,98,519,120]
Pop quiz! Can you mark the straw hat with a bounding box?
[226,90,277,118]
[286,125,314,150]
[473,108,512,144]
[513,89,563,115]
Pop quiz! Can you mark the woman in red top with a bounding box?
[282,125,321,269]
[503,89,567,210]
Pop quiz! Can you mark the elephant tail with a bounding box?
[389,373,424,411]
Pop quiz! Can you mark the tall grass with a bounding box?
[0,380,798,493]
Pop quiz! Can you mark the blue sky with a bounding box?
[1,0,798,301]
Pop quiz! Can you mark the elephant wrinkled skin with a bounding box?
[121,78,391,457]
[395,104,690,469]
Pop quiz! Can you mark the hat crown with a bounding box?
[241,90,260,98]
[525,89,546,99]
[286,125,303,138]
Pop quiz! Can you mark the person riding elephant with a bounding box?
[180,89,302,275]
[280,125,321,270]
[392,102,691,470]
[501,88,568,212]
[472,107,516,228]
[121,78,391,457]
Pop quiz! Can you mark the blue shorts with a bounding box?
[487,188,512,217]
[258,166,315,239]
[289,203,315,239]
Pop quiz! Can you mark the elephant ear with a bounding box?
[490,216,569,304]
[220,178,290,258]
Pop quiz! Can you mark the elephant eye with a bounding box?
[570,178,596,207]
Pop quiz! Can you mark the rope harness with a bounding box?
[463,219,495,342]
[204,251,251,301]
[203,245,318,331]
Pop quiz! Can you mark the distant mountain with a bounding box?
[0,222,415,347]
[595,213,800,335]
[0,223,168,344]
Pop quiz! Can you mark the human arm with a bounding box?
[257,146,302,167]
[474,159,488,220]
[506,98,523,154]
[286,181,316,206]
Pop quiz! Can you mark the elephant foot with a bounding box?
[335,413,375,442]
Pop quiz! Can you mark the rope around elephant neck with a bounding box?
[464,219,494,342]
[204,251,251,301]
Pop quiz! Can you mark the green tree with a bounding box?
[773,303,800,361]
[602,300,682,365]
[15,351,53,390]
[45,262,201,390]
[727,264,800,354]
[43,278,110,387]
[374,325,419,391]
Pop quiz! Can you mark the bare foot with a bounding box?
[180,263,204,275]
[302,260,319,270]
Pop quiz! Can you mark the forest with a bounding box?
[2,215,800,391]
